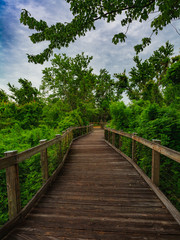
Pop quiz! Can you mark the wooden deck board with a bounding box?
[4,130,180,239]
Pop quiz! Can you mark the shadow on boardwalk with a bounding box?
[4,130,180,240]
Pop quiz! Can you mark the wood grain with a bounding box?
[3,130,180,240]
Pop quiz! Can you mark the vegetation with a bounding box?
[20,1,180,63]
[108,44,180,209]
[0,42,180,226]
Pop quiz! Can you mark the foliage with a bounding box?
[58,109,84,132]
[1,43,180,225]
[162,58,180,106]
[116,42,174,103]
[0,101,43,130]
[95,69,122,121]
[0,89,8,102]
[20,1,180,63]
[8,78,40,105]
[109,100,180,210]
[41,53,96,110]
[40,53,121,121]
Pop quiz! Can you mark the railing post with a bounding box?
[119,134,122,150]
[132,133,138,163]
[39,139,49,184]
[108,129,110,142]
[152,139,161,186]
[56,134,62,162]
[112,132,115,146]
[66,129,69,146]
[4,150,21,220]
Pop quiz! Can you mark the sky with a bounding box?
[0,0,179,103]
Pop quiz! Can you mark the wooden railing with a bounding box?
[0,125,93,225]
[104,127,180,186]
[104,127,180,224]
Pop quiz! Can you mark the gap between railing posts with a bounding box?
[1,124,93,223]
[104,127,180,187]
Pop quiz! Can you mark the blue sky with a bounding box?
[0,0,179,103]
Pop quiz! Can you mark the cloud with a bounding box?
[0,0,179,105]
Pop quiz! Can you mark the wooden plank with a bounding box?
[105,139,180,225]
[0,140,72,239]
[2,130,180,240]
[104,127,180,163]
[0,127,93,239]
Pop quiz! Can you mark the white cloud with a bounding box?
[0,0,179,106]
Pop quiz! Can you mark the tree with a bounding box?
[8,78,40,105]
[0,89,8,102]
[20,1,180,64]
[95,69,122,120]
[40,53,96,110]
[116,42,174,103]
[162,56,180,105]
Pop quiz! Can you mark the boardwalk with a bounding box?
[4,130,180,239]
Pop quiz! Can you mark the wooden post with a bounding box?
[67,129,69,146]
[39,139,48,184]
[56,134,62,162]
[119,134,122,149]
[132,133,138,163]
[5,150,21,220]
[71,128,73,142]
[152,139,161,186]
[108,129,110,142]
[112,132,115,146]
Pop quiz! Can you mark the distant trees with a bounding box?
[41,53,121,121]
[41,53,96,110]
[95,69,122,120]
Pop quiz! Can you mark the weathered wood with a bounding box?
[112,132,115,146]
[152,139,161,186]
[0,125,93,170]
[5,151,21,220]
[119,134,122,149]
[132,133,137,162]
[56,134,62,162]
[0,137,60,170]
[2,130,180,240]
[104,127,180,163]
[39,139,49,183]
[0,140,73,240]
[105,138,180,225]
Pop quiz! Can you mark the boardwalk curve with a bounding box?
[4,130,180,239]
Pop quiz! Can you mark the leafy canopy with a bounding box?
[40,53,96,110]
[20,0,180,64]
[0,89,8,102]
[8,78,40,105]
[115,41,174,103]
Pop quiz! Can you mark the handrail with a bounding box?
[0,125,92,170]
[0,124,93,226]
[104,127,180,163]
[104,127,180,225]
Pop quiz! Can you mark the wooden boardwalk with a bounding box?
[4,130,180,239]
